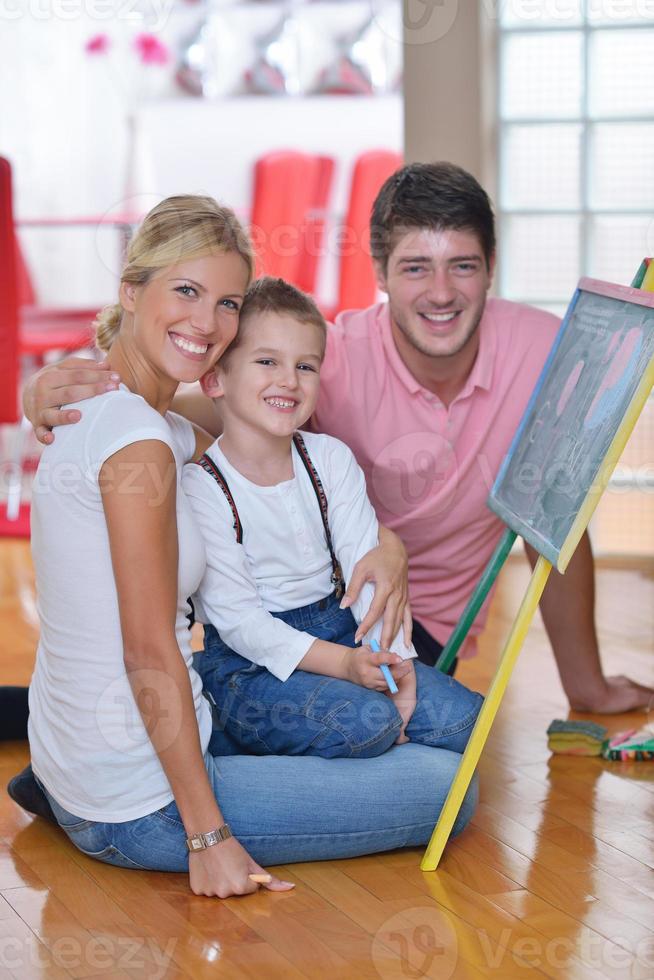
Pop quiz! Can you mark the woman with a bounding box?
[11,195,477,899]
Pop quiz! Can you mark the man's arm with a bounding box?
[524,531,653,713]
[23,359,222,444]
[322,441,413,650]
[173,384,223,439]
[23,357,119,444]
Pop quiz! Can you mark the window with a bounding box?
[498,3,654,311]
[497,3,654,555]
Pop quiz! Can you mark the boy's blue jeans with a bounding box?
[198,594,482,760]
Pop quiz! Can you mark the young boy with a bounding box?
[182,277,482,759]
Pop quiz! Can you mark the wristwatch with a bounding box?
[186,823,232,852]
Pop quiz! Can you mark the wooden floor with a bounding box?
[0,541,652,979]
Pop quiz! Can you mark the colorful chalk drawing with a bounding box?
[556,360,584,417]
[584,327,642,429]
[488,281,654,567]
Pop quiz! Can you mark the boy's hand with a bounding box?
[343,646,413,692]
[388,661,417,744]
[23,357,120,444]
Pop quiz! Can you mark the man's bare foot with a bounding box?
[568,675,654,714]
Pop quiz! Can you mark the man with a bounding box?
[25,162,652,713]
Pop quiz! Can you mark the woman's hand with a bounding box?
[343,526,412,650]
[189,836,294,899]
[23,356,120,445]
[343,646,413,691]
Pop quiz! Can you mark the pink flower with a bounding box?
[85,34,111,55]
[133,33,170,66]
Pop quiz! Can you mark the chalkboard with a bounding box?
[489,277,654,572]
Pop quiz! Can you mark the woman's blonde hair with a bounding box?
[94,195,255,352]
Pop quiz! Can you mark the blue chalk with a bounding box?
[370,639,399,694]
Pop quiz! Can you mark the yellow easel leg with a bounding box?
[642,259,654,291]
[420,555,553,871]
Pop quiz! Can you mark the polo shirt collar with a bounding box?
[378,303,423,396]
[378,300,497,400]
[456,302,496,399]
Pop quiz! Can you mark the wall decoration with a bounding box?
[177,21,218,96]
[246,13,302,95]
[315,16,386,95]
[84,27,172,102]
[172,0,402,99]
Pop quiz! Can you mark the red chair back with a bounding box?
[336,150,403,314]
[15,235,36,307]
[0,157,19,424]
[250,151,328,286]
[296,155,335,295]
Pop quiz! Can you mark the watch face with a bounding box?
[187,825,231,851]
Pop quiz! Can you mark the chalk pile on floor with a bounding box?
[547,720,654,761]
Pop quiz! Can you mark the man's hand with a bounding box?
[23,357,120,444]
[342,646,413,691]
[343,526,412,650]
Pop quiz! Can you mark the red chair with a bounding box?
[0,158,19,428]
[0,158,30,537]
[15,236,36,306]
[0,157,100,537]
[295,155,335,295]
[20,309,95,361]
[4,155,103,362]
[15,229,96,360]
[250,151,335,290]
[324,149,403,321]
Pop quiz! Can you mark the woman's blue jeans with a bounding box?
[198,594,483,759]
[33,595,481,873]
[36,748,478,872]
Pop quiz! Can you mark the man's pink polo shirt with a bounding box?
[311,298,560,653]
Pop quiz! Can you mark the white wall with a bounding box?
[129,95,402,303]
[402,1,497,192]
[0,3,403,309]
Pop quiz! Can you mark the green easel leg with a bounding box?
[631,260,648,289]
[435,528,517,673]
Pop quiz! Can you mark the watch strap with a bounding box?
[186,823,232,852]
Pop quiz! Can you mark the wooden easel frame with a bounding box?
[422,261,654,870]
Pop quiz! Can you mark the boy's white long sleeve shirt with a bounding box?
[182,431,416,681]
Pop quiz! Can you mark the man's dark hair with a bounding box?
[222,275,327,365]
[370,162,496,272]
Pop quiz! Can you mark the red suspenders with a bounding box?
[193,434,346,599]
[194,452,243,544]
[292,433,345,599]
